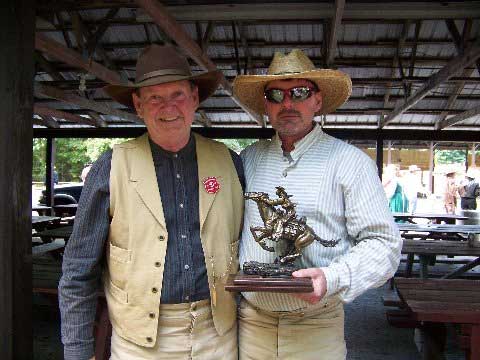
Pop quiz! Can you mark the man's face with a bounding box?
[132,80,199,147]
[264,78,323,141]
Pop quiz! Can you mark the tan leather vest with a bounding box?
[104,133,243,347]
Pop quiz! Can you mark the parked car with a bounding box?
[39,183,83,205]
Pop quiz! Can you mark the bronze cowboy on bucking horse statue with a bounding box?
[244,186,339,265]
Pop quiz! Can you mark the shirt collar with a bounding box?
[149,134,196,164]
[272,123,324,160]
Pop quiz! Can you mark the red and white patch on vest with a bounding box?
[203,176,220,194]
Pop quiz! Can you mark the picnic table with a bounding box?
[397,223,480,241]
[393,212,468,224]
[53,204,78,217]
[32,204,52,216]
[402,239,480,279]
[32,215,61,232]
[394,278,480,359]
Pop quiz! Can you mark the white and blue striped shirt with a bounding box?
[240,124,402,312]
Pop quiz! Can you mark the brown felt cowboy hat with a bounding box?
[104,44,222,108]
[232,49,352,115]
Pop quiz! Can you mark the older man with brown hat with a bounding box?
[59,45,244,360]
[233,49,401,359]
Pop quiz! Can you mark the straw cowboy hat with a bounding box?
[466,167,479,179]
[104,44,222,108]
[433,164,461,176]
[232,49,352,115]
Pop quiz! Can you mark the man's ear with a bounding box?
[132,90,143,118]
[314,90,323,113]
[192,85,200,110]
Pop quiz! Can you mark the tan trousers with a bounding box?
[239,298,346,360]
[110,299,237,360]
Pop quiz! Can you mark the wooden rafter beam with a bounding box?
[238,22,250,74]
[326,0,345,67]
[35,32,126,85]
[445,19,480,74]
[68,11,118,72]
[86,8,119,55]
[407,20,422,97]
[436,20,475,129]
[380,39,480,128]
[34,114,60,128]
[34,104,96,126]
[35,83,142,124]
[436,105,480,129]
[135,0,265,127]
[136,3,480,21]
[196,110,212,127]
[232,21,241,75]
[34,51,65,81]
[87,111,108,127]
[201,21,215,51]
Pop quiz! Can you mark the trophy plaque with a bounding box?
[225,186,339,293]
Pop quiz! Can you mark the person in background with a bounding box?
[382,164,408,213]
[233,49,401,360]
[444,168,459,214]
[80,163,92,182]
[459,167,480,210]
[58,45,244,360]
[403,164,421,213]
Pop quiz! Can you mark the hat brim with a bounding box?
[103,70,222,109]
[232,69,352,115]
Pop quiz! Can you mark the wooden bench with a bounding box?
[33,256,111,359]
[394,277,480,359]
[34,225,73,243]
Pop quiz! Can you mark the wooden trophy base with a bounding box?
[225,272,313,293]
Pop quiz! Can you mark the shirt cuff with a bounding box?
[321,266,341,298]
[63,344,95,360]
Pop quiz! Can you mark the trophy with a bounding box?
[226,186,339,293]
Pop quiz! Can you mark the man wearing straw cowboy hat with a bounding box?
[59,45,244,360]
[233,49,401,359]
[459,167,480,210]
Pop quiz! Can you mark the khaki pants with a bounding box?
[110,299,237,360]
[239,298,346,360]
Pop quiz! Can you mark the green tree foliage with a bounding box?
[33,138,126,182]
[216,138,257,153]
[435,150,467,165]
[33,137,258,183]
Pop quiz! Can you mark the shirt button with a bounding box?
[185,295,190,301]
[146,337,153,343]
[282,170,288,177]
[181,234,187,239]
[179,203,184,208]
[184,264,190,270]
[173,154,178,158]
[176,173,181,179]
[149,312,156,319]
[158,235,165,241]
[154,261,161,267]
[152,287,158,293]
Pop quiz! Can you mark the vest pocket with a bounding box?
[107,243,132,291]
[106,279,128,303]
[109,243,132,263]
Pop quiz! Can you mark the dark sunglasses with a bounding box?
[264,86,317,104]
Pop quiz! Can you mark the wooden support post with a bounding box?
[428,142,435,194]
[376,135,384,178]
[45,138,55,211]
[0,0,34,358]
